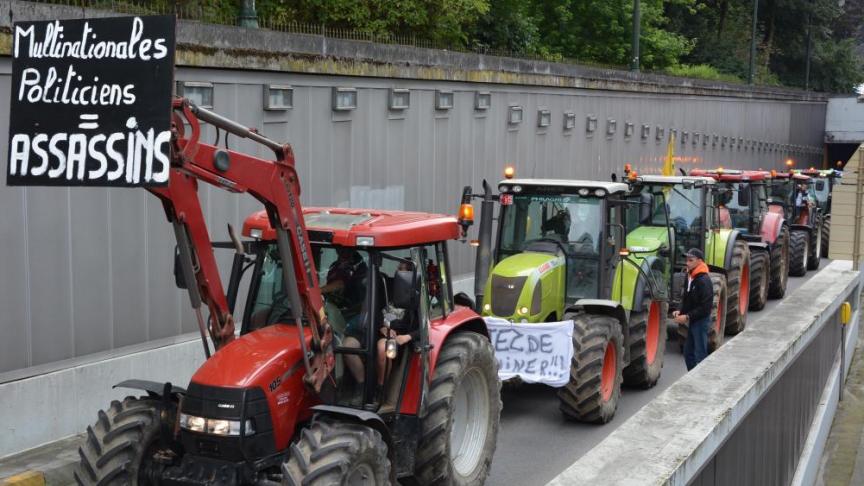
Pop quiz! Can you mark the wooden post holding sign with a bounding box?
[5,16,175,187]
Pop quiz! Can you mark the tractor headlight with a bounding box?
[483,303,491,312]
[518,306,529,315]
[180,413,255,436]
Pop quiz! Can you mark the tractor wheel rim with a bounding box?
[449,367,490,477]
[645,302,661,365]
[600,341,617,402]
[739,264,750,317]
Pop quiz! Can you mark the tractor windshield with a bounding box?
[498,193,604,299]
[666,185,706,265]
[715,182,755,231]
[768,179,792,205]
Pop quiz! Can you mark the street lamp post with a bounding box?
[630,0,641,72]
[748,0,759,84]
[240,0,258,28]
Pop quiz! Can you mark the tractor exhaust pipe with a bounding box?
[473,180,495,312]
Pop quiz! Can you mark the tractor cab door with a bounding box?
[601,199,625,299]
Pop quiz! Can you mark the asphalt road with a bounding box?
[486,260,827,486]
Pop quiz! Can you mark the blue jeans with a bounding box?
[684,316,710,371]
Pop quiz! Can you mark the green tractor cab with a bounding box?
[467,178,671,423]
[627,175,749,350]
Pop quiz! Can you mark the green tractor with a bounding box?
[463,177,671,424]
[626,174,750,348]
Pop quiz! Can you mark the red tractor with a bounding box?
[767,170,823,276]
[689,169,790,308]
[74,99,501,485]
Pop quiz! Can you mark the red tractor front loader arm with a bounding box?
[148,98,333,392]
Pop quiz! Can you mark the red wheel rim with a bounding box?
[600,340,616,402]
[645,302,661,365]
[739,264,750,317]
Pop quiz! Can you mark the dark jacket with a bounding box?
[680,269,713,323]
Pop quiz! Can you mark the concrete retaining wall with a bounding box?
[547,260,862,485]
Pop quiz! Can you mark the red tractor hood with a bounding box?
[191,324,308,388]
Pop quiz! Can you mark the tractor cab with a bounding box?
[628,175,717,268]
[768,171,817,223]
[235,208,458,412]
[798,168,840,214]
[689,169,770,237]
[484,179,630,322]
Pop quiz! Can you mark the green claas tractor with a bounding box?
[626,174,750,347]
[798,168,841,257]
[461,177,671,424]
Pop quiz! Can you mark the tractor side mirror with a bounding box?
[392,269,418,309]
[173,247,188,290]
[737,186,750,207]
[639,193,653,224]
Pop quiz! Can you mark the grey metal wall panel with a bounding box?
[690,309,841,486]
[0,62,829,374]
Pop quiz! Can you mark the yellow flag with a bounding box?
[662,132,676,176]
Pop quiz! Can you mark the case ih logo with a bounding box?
[500,194,513,205]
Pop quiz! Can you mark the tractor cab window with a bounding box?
[244,244,371,344]
[499,194,602,256]
[768,179,791,205]
[499,193,604,300]
[716,183,751,231]
[665,185,705,265]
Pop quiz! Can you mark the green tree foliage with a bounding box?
[47,0,864,91]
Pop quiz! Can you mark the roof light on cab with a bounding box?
[504,166,516,179]
[356,236,375,246]
[250,228,263,239]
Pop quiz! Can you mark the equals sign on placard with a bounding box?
[78,114,99,130]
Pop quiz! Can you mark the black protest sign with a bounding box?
[6,16,175,187]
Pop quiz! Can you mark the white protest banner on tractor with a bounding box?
[484,317,573,387]
[6,16,175,187]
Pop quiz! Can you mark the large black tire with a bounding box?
[768,225,789,299]
[559,313,624,424]
[675,273,727,352]
[724,241,750,335]
[415,332,501,486]
[74,397,174,486]
[808,215,822,271]
[282,416,391,486]
[789,229,810,277]
[623,300,668,389]
[821,216,831,258]
[748,249,769,311]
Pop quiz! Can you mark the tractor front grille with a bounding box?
[491,275,527,316]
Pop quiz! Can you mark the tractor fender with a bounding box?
[723,230,742,271]
[113,379,186,400]
[630,257,664,313]
[310,405,397,482]
[567,299,629,354]
[760,211,785,244]
[791,223,813,234]
[746,241,769,253]
[428,307,489,373]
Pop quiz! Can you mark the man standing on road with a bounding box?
[673,248,714,370]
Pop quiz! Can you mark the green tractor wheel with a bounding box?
[724,241,750,335]
[623,300,668,389]
[559,312,624,424]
